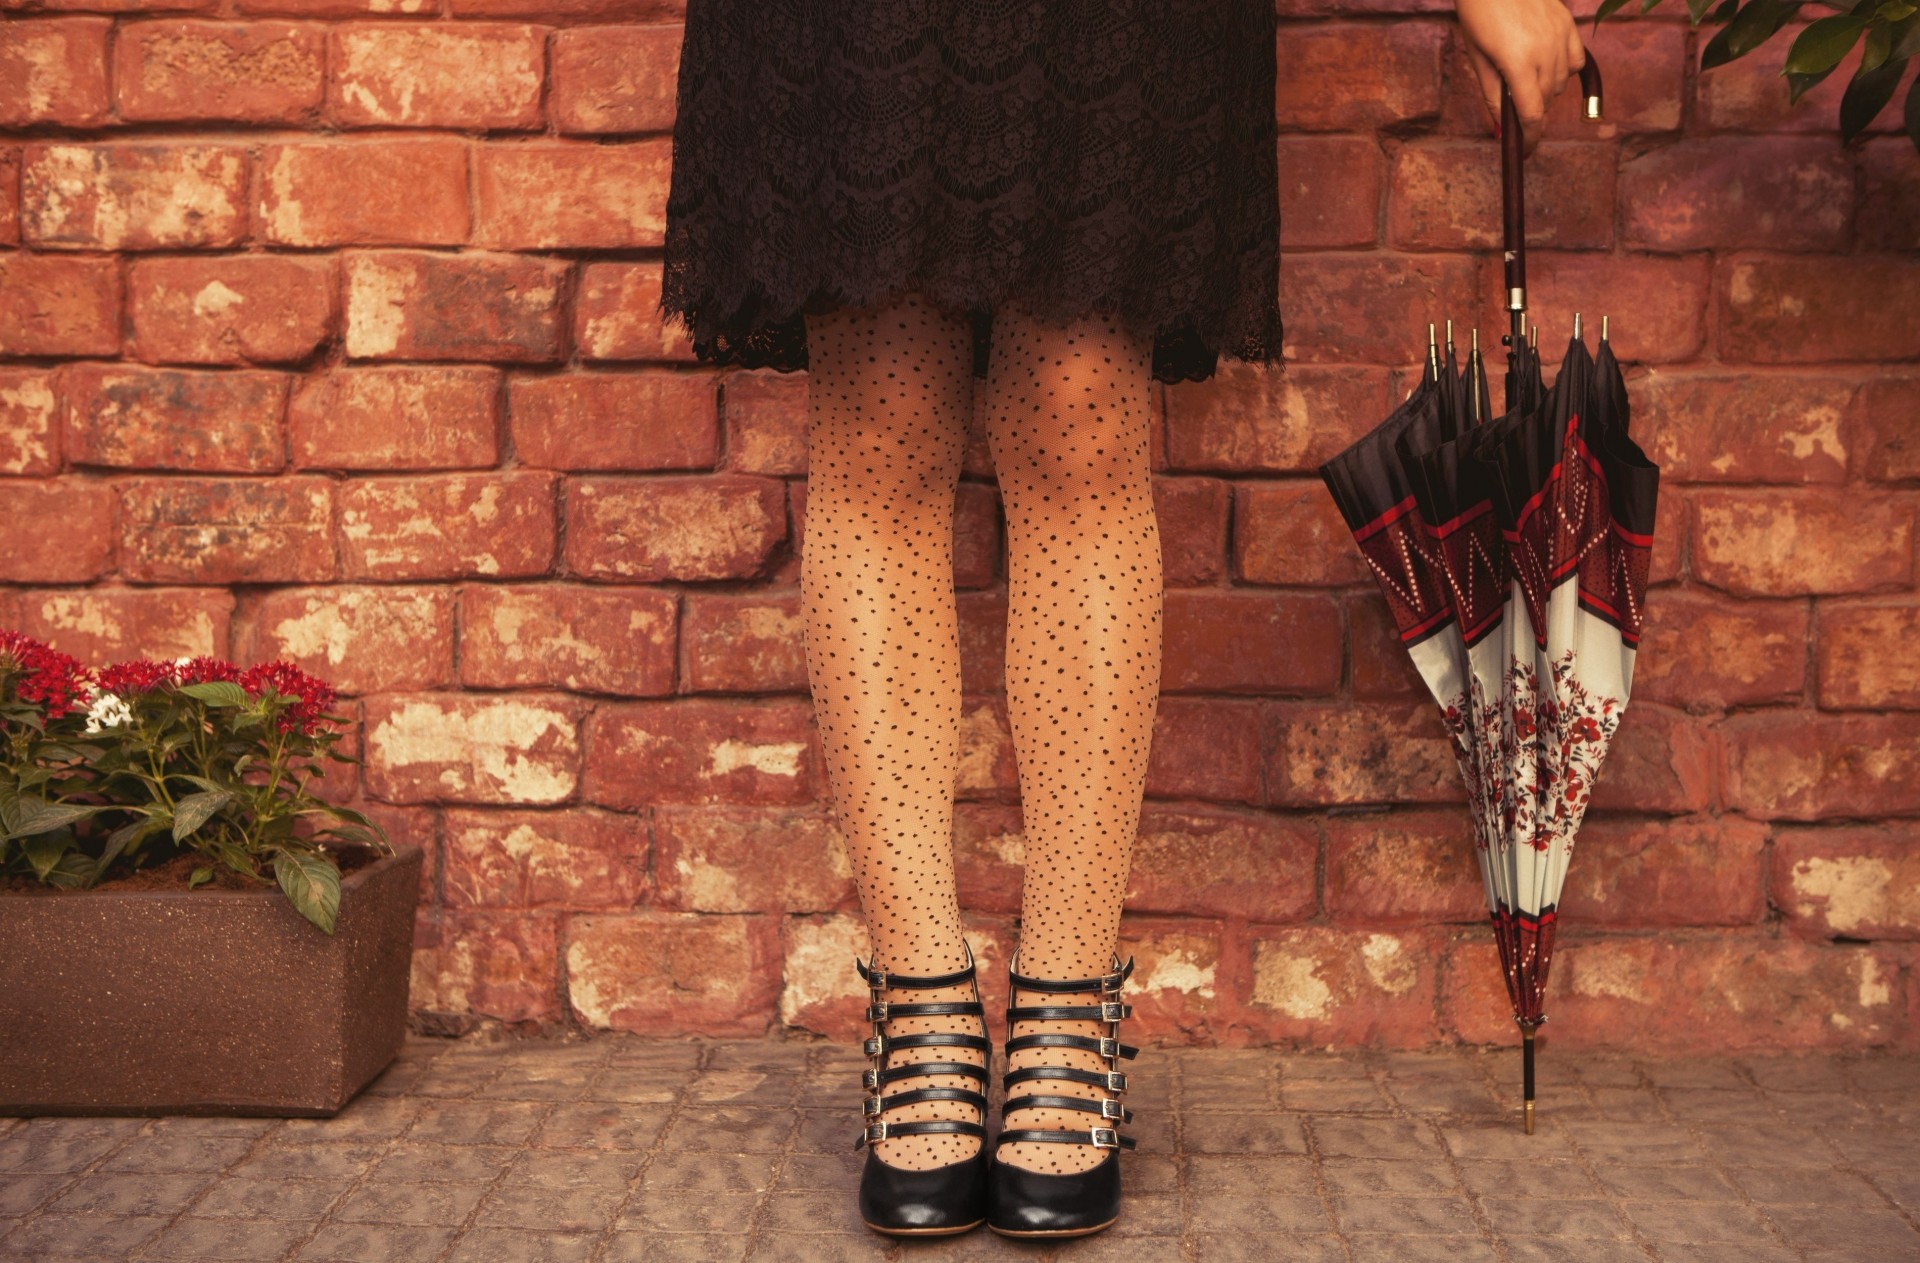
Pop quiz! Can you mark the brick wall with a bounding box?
[2,1,1916,1055]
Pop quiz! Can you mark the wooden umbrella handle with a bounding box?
[1501,52,1604,349]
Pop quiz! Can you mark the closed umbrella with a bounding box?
[1317,56,1663,1131]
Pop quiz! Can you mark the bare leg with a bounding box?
[802,289,983,1170]
[984,297,1164,1175]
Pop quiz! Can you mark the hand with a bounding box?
[1454,0,1587,154]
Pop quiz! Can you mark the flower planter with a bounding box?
[0,839,423,1117]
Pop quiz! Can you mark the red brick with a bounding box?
[563,474,787,582]
[0,253,120,357]
[67,364,286,472]
[777,913,873,1037]
[957,694,1019,796]
[718,370,807,477]
[444,807,648,910]
[459,583,676,696]
[508,372,716,471]
[576,261,696,363]
[1773,826,1920,941]
[682,593,804,693]
[24,0,219,12]
[1348,592,1428,700]
[328,23,543,129]
[1581,702,1714,815]
[1635,368,1851,485]
[1166,364,1390,473]
[257,139,470,247]
[957,589,1006,694]
[1858,138,1920,252]
[951,801,1031,913]
[1235,480,1372,586]
[1477,252,1709,366]
[1130,806,1318,920]
[1284,253,1480,364]
[364,691,582,805]
[1162,590,1343,693]
[0,370,60,475]
[290,366,501,471]
[1567,815,1768,928]
[0,148,18,243]
[1272,23,1446,131]
[1144,698,1267,798]
[119,475,333,583]
[338,471,557,580]
[8,587,232,665]
[22,143,248,249]
[582,698,816,807]
[1326,807,1482,924]
[1437,20,1686,138]
[654,806,852,914]
[1245,925,1443,1046]
[473,139,672,249]
[452,0,682,15]
[1151,477,1228,585]
[566,912,780,1036]
[1629,588,1807,709]
[1724,711,1920,820]
[0,18,111,126]
[1112,917,1230,1042]
[0,480,114,582]
[1852,375,1920,483]
[236,585,456,694]
[1817,599,1920,709]
[1265,700,1464,807]
[115,20,324,122]
[343,251,566,363]
[1620,138,1850,252]
[129,255,332,365]
[1388,140,1615,250]
[1718,256,1920,363]
[411,907,560,1024]
[1444,934,1905,1052]
[953,481,999,589]
[550,24,680,134]
[1694,24,1914,134]
[1276,135,1383,248]
[1691,487,1912,596]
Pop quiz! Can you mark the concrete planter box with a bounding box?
[0,840,423,1117]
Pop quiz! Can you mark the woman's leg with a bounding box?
[984,297,1164,1175]
[802,289,982,1170]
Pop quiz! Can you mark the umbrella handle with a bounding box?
[1500,53,1604,351]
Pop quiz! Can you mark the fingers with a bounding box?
[1506,66,1547,153]
[1465,41,1504,137]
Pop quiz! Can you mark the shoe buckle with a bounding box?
[1100,1001,1128,1022]
[1098,1036,1120,1058]
[1089,1126,1120,1149]
[868,968,887,993]
[1100,1098,1125,1121]
[863,1095,885,1117]
[865,1121,889,1144]
[1099,969,1125,994]
[866,1000,889,1022]
[861,1068,881,1090]
[863,1036,886,1057]
[1105,1071,1129,1092]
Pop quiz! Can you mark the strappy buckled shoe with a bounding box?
[986,952,1140,1238]
[850,943,992,1236]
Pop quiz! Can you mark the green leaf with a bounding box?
[21,830,70,880]
[1712,0,1805,65]
[1788,62,1841,100]
[1894,11,1920,56]
[274,850,342,935]
[1786,14,1871,73]
[1688,0,1719,22]
[188,865,215,889]
[171,789,233,842]
[0,794,110,842]
[179,681,251,708]
[1861,20,1895,69]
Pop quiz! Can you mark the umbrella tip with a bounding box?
[1602,315,1610,343]
[1573,312,1582,343]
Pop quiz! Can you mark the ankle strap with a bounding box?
[1006,954,1134,995]
[1004,1032,1139,1061]
[995,1126,1136,1151]
[1006,1001,1132,1024]
[1004,1092,1134,1124]
[858,1117,989,1149]
[855,947,978,992]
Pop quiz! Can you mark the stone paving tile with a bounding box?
[1,1036,1917,1262]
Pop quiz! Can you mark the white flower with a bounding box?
[82,692,133,734]
[175,656,194,667]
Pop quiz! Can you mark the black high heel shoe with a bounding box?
[986,953,1140,1238]
[851,943,993,1236]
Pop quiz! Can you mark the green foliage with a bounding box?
[1596,0,1920,148]
[0,645,390,934]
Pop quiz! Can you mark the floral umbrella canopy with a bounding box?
[1316,61,1663,1131]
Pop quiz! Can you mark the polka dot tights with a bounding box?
[801,290,1163,1175]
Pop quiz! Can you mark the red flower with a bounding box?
[238,659,338,735]
[1571,716,1602,743]
[94,658,179,696]
[0,629,94,720]
[175,656,242,685]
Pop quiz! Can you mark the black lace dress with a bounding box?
[658,1,1282,385]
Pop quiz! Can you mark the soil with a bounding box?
[0,842,384,894]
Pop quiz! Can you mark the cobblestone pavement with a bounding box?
[2,1035,1916,1262]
